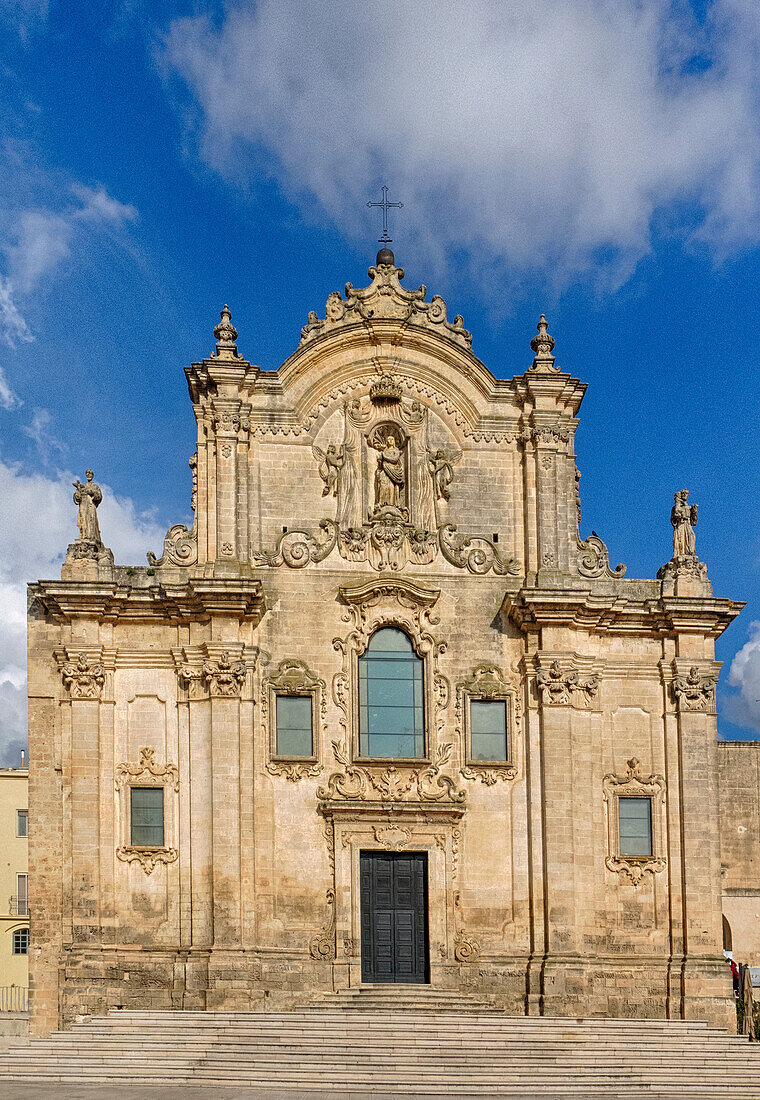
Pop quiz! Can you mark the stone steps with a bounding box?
[2,1003,759,1096]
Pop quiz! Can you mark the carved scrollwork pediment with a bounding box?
[317,741,466,808]
[299,260,472,351]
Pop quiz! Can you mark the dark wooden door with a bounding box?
[360,851,429,983]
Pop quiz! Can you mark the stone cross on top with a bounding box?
[367,185,403,245]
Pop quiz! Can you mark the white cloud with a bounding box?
[0,454,165,766]
[22,407,65,462]
[164,0,760,291]
[726,621,760,734]
[0,179,138,344]
[0,364,21,409]
[0,275,32,348]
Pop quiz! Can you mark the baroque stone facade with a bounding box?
[28,249,744,1035]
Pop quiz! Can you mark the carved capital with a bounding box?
[202,651,247,697]
[672,666,717,712]
[535,660,599,707]
[61,654,105,700]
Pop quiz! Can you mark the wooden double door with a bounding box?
[360,851,429,984]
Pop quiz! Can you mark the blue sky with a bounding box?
[1,0,760,763]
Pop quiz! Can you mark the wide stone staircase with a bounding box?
[1,989,759,1097]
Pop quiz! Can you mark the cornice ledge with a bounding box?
[31,578,266,624]
[338,578,440,610]
[504,587,744,638]
[317,798,465,822]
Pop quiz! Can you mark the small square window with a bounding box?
[275,694,313,757]
[16,810,28,838]
[470,699,508,762]
[130,787,164,847]
[618,797,653,857]
[12,928,29,955]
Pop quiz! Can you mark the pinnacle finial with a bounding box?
[529,313,558,372]
[213,303,240,359]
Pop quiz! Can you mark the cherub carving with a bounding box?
[313,444,345,498]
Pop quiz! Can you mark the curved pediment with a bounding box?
[299,255,472,352]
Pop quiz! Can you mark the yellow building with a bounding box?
[0,767,28,1006]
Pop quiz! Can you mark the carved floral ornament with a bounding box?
[602,758,666,886]
[115,747,179,876]
[535,660,600,707]
[457,665,520,785]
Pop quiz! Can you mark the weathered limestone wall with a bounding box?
[27,256,740,1035]
[719,741,760,964]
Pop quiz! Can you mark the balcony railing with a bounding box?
[8,897,28,917]
[0,986,28,1012]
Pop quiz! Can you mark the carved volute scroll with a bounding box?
[602,758,666,885]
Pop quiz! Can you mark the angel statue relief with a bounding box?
[428,449,455,502]
[314,444,345,497]
[374,430,406,510]
[671,489,698,558]
[73,469,103,544]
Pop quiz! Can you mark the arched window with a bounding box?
[359,627,424,759]
[723,915,733,953]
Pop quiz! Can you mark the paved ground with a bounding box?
[0,1088,718,1100]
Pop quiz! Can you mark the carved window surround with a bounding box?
[333,580,451,769]
[115,747,179,875]
[457,665,519,785]
[263,659,325,781]
[602,758,666,886]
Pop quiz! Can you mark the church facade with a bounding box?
[28,249,743,1036]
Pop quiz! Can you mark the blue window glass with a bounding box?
[359,627,424,758]
[470,700,508,761]
[276,694,313,757]
[618,797,653,857]
[130,787,164,847]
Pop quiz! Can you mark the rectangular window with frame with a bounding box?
[16,809,28,838]
[130,787,164,847]
[469,699,509,762]
[275,694,313,758]
[618,797,653,857]
[15,873,28,916]
[13,928,29,955]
